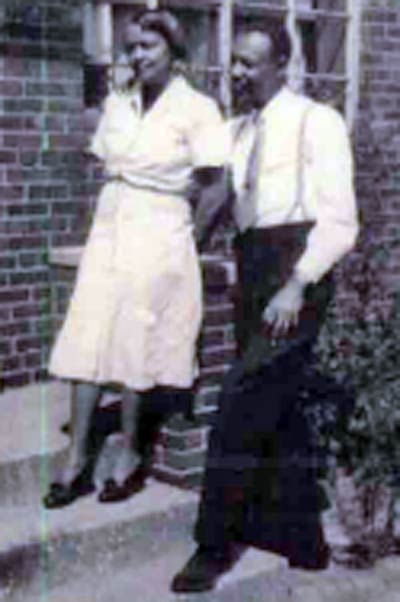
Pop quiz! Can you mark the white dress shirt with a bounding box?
[229,86,359,283]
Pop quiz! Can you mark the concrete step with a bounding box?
[0,383,70,506]
[0,382,130,506]
[2,482,400,602]
[1,384,400,602]
[48,556,400,602]
[0,480,198,600]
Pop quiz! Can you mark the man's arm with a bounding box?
[191,167,232,251]
[263,105,359,336]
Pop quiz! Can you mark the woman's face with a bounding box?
[125,27,172,87]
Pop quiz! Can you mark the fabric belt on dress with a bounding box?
[108,174,186,198]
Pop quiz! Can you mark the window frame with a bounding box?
[84,0,361,128]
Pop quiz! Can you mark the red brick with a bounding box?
[200,347,236,369]
[0,340,12,356]
[2,372,31,388]
[3,57,23,77]
[1,356,21,372]
[44,116,66,132]
[7,203,48,217]
[9,235,47,250]
[29,185,68,200]
[201,328,225,348]
[0,289,29,303]
[13,304,43,319]
[25,82,68,97]
[3,135,42,149]
[0,79,23,96]
[49,134,86,149]
[204,306,235,327]
[34,369,49,382]
[0,151,17,163]
[51,232,85,246]
[19,151,39,167]
[0,321,31,337]
[0,255,16,271]
[25,352,42,368]
[0,186,24,200]
[3,99,43,113]
[16,336,44,352]
[10,271,49,286]
[32,286,51,301]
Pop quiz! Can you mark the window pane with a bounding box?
[304,76,346,111]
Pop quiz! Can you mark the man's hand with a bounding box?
[262,274,307,338]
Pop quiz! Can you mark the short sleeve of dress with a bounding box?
[187,97,229,168]
[88,94,115,160]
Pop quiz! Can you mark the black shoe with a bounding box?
[98,465,147,503]
[43,466,95,509]
[171,545,239,593]
[288,537,331,571]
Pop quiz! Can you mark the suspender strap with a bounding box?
[284,101,315,223]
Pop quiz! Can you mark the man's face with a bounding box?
[231,31,280,109]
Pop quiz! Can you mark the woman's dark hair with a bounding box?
[137,10,186,60]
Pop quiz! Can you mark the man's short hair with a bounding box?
[237,22,292,68]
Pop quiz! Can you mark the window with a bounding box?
[83,0,361,128]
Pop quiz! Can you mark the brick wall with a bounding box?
[1,1,400,486]
[361,2,400,257]
[335,1,400,319]
[0,1,99,388]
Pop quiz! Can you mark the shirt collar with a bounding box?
[128,75,187,117]
[259,85,293,120]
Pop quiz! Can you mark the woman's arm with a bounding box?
[191,167,232,250]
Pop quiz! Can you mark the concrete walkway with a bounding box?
[0,383,400,602]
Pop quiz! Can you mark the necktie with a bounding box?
[236,111,265,232]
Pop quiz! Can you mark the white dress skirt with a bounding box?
[48,76,227,390]
[49,181,202,390]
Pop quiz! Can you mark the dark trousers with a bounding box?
[194,224,334,562]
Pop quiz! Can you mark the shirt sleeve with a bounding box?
[294,105,359,283]
[187,97,229,168]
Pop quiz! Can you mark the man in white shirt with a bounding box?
[171,24,358,593]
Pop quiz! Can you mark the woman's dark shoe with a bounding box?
[170,545,240,593]
[43,467,95,509]
[98,465,147,503]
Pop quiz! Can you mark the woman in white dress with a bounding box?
[43,10,226,508]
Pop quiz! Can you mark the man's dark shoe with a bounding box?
[171,545,240,593]
[288,539,331,570]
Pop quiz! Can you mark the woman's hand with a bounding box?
[262,274,307,338]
